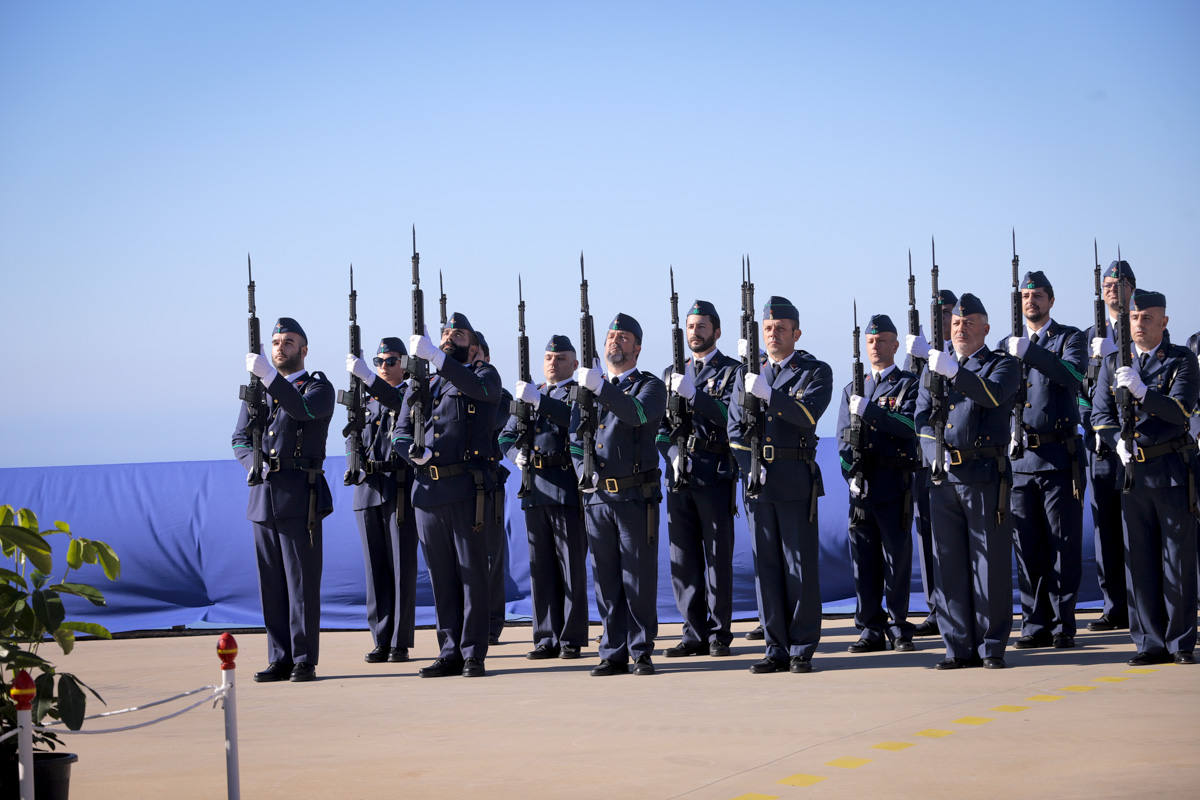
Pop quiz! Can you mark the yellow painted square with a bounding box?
[826,756,871,769]
[1059,685,1096,692]
[778,774,826,787]
[873,741,915,751]
[954,716,993,725]
[991,704,1030,712]
[1026,694,1063,702]
[1123,668,1157,674]
[1094,676,1130,683]
[916,728,954,738]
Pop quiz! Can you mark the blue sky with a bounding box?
[2,1,1197,467]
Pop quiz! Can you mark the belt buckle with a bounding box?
[532,453,545,469]
[604,477,620,493]
[948,449,963,466]
[1134,445,1145,463]
[686,433,698,453]
[1026,433,1041,449]
[428,465,441,480]
[761,445,775,463]
[268,456,281,473]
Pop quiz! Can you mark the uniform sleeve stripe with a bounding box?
[569,445,584,455]
[730,442,750,451]
[917,433,936,441]
[839,457,853,471]
[654,434,671,444]
[1092,424,1118,430]
[795,400,816,426]
[631,396,646,424]
[1061,360,1085,381]
[889,412,916,430]
[1171,396,1191,417]
[1077,397,1092,408]
[977,376,999,407]
[232,444,251,449]
[715,400,729,420]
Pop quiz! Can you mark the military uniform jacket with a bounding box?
[232,370,335,524]
[499,381,579,508]
[569,369,667,506]
[389,356,502,508]
[1091,332,1199,489]
[835,367,919,501]
[655,350,741,488]
[914,348,1020,485]
[997,320,1087,473]
[728,350,833,504]
[347,385,411,512]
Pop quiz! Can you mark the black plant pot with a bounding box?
[1,752,79,799]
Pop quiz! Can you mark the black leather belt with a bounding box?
[530,452,570,469]
[269,456,324,472]
[1135,435,1194,462]
[686,433,730,455]
[944,445,1005,466]
[760,445,815,463]
[416,462,469,481]
[599,468,661,494]
[1024,429,1080,449]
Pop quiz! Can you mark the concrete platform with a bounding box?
[51,613,1198,799]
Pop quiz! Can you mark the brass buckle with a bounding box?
[761,445,775,463]
[948,449,963,466]
[604,477,620,493]
[428,465,441,480]
[268,457,281,473]
[1134,445,1145,463]
[532,454,545,469]
[1026,433,1041,449]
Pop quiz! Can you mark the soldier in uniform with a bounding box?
[391,312,501,678]
[906,288,958,638]
[570,313,667,676]
[501,335,588,660]
[1092,288,1198,665]
[909,293,1020,669]
[344,337,418,663]
[474,331,512,645]
[233,317,334,683]
[836,314,919,653]
[998,271,1088,649]
[657,300,741,658]
[1082,261,1136,631]
[729,296,833,674]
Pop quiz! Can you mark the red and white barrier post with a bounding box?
[216,632,241,800]
[10,669,37,800]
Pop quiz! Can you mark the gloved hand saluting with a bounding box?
[246,350,277,384]
[408,333,445,370]
[1115,365,1147,401]
[347,354,375,383]
[928,349,959,379]
[515,380,541,408]
[670,372,696,400]
[576,360,603,393]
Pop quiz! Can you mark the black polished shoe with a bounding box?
[253,662,293,682]
[847,637,888,654]
[934,657,969,670]
[419,657,464,678]
[1052,634,1075,649]
[1127,652,1172,666]
[388,647,409,663]
[1174,651,1196,665]
[462,658,486,677]
[789,656,813,673]
[745,625,765,641]
[633,655,655,675]
[289,662,317,682]
[1013,632,1054,649]
[663,641,706,658]
[1087,616,1127,632]
[894,638,916,652]
[982,656,1006,669]
[709,641,731,657]
[912,619,940,637]
[364,646,389,663]
[749,657,787,674]
[559,645,582,660]
[590,659,630,676]
[527,644,561,660]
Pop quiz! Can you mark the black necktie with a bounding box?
[611,376,621,386]
[1030,332,1040,346]
[1138,352,1149,370]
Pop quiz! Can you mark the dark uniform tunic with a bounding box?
[1092,333,1199,657]
[999,321,1088,640]
[232,370,334,666]
[915,347,1020,661]
[835,365,920,645]
[569,368,667,666]
[728,350,833,664]
[656,350,741,650]
[499,380,589,652]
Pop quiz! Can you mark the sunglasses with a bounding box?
[373,356,401,367]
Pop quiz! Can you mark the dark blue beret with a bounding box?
[865,314,896,335]
[444,311,474,332]
[474,330,490,357]
[609,313,642,343]
[1104,260,1136,287]
[762,296,799,322]
[1131,288,1165,311]
[937,289,958,307]
[545,335,575,353]
[273,317,307,342]
[377,337,406,356]
[1020,270,1052,291]
[953,292,987,317]
[687,299,720,329]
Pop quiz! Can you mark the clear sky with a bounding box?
[2,1,1197,467]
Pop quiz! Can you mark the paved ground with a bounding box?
[48,613,1198,799]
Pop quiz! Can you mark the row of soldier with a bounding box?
[232,255,1200,681]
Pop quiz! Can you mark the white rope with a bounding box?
[0,728,17,744]
[18,685,228,737]
[46,684,218,724]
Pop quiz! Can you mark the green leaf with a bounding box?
[32,589,66,633]
[66,539,83,570]
[51,626,75,655]
[91,541,121,581]
[0,648,53,670]
[33,671,56,724]
[81,540,97,565]
[57,674,86,730]
[0,505,14,526]
[53,521,70,533]
[66,672,104,704]
[58,620,111,639]
[31,571,47,590]
[0,525,53,573]
[16,508,39,533]
[0,566,24,585]
[49,582,106,606]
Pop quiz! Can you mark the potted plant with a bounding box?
[1,504,120,798]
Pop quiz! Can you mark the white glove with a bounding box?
[246,352,277,383]
[253,462,270,480]
[671,451,689,479]
[745,372,772,402]
[670,372,696,400]
[1116,439,1139,466]
[928,349,959,379]
[582,473,600,494]
[576,364,603,393]
[1008,431,1026,458]
[848,394,866,417]
[849,475,864,498]
[347,354,375,382]
[1115,366,1147,401]
[515,380,541,408]
[738,338,749,359]
[409,446,433,465]
[408,333,445,370]
[906,332,930,360]
[1008,336,1031,359]
[1091,337,1118,359]
[758,465,768,487]
[514,451,529,470]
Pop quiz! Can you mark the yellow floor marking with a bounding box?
[825,756,871,769]
[991,704,1030,712]
[1026,694,1063,702]
[916,728,954,738]
[872,741,915,751]
[1094,676,1130,683]
[1123,668,1157,674]
[732,794,781,800]
[777,774,826,787]
[953,716,993,725]
[1059,685,1096,692]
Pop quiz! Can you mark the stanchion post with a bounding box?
[11,669,36,800]
[216,632,241,800]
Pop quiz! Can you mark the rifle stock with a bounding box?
[401,226,431,456]
[741,256,764,496]
[928,238,948,484]
[337,264,368,485]
[1085,239,1105,396]
[1010,229,1025,459]
[666,267,692,490]
[238,254,267,486]
[513,277,536,498]
[1115,246,1135,492]
[573,253,599,492]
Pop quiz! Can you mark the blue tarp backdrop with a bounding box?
[0,441,1101,633]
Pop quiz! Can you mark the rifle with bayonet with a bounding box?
[928,238,949,484]
[512,276,536,499]
[400,226,431,457]
[1010,229,1026,459]
[666,267,693,491]
[1114,245,1136,493]
[842,300,867,514]
[439,270,448,330]
[238,254,268,486]
[573,253,599,492]
[741,256,765,497]
[1085,239,1105,398]
[907,249,925,374]
[337,264,368,486]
